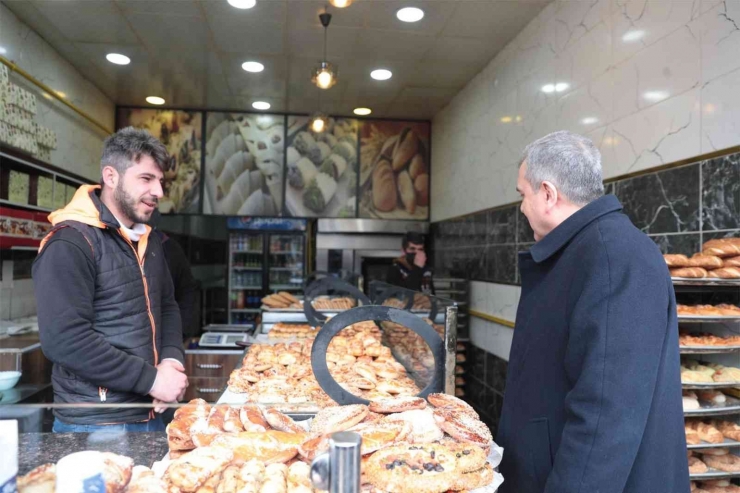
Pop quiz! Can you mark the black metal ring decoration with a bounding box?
[373,285,415,310]
[310,305,444,405]
[303,277,371,327]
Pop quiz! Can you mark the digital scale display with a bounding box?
[198,332,249,348]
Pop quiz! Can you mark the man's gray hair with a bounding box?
[101,126,169,176]
[521,130,604,206]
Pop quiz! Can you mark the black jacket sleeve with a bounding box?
[387,261,424,291]
[157,239,186,364]
[163,238,199,339]
[32,229,157,395]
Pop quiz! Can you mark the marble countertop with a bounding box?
[18,432,169,475]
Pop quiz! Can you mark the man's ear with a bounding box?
[541,181,559,209]
[101,165,119,189]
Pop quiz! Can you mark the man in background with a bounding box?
[387,231,434,294]
[497,131,688,492]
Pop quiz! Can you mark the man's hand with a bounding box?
[149,360,188,403]
[413,251,427,268]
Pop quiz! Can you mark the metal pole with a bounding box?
[444,305,458,395]
[310,431,362,493]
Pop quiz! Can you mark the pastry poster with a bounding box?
[359,121,430,220]
[284,116,358,218]
[116,108,202,214]
[204,112,284,216]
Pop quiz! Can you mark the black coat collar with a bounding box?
[89,187,125,230]
[529,194,623,263]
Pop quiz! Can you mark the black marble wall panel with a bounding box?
[702,153,740,231]
[650,233,702,256]
[516,207,535,244]
[489,207,517,244]
[484,245,517,283]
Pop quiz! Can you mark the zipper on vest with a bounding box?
[99,387,107,402]
[117,230,159,365]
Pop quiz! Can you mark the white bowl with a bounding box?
[0,371,21,390]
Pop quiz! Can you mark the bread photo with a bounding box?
[702,238,740,258]
[397,170,416,214]
[372,160,397,212]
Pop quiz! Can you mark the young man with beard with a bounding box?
[32,127,188,432]
[387,232,434,294]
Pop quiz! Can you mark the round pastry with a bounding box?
[297,433,330,461]
[433,408,493,447]
[449,463,495,491]
[310,404,369,435]
[369,397,427,414]
[688,456,709,474]
[427,393,477,415]
[264,408,305,434]
[382,409,445,444]
[351,421,408,454]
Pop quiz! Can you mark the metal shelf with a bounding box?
[687,439,740,450]
[270,267,301,271]
[682,382,740,390]
[681,346,740,354]
[270,285,303,290]
[232,266,262,271]
[679,316,740,323]
[231,286,262,290]
[231,308,261,313]
[270,251,302,255]
[233,250,262,254]
[689,471,740,480]
[673,278,740,286]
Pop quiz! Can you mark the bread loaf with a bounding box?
[688,253,724,269]
[392,128,419,171]
[664,254,690,267]
[702,238,740,258]
[415,173,429,207]
[724,256,740,267]
[397,170,416,214]
[372,160,397,212]
[409,153,426,180]
[670,267,709,278]
[707,267,740,279]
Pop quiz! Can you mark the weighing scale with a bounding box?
[197,324,256,348]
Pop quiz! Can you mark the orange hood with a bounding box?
[48,184,107,229]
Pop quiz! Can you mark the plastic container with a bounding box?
[0,349,21,390]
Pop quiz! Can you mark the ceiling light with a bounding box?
[312,61,338,89]
[371,69,392,81]
[242,61,264,73]
[581,117,598,125]
[500,116,512,123]
[252,101,270,110]
[309,112,329,133]
[354,107,372,116]
[643,90,669,102]
[228,0,256,9]
[0,46,7,55]
[541,84,555,93]
[515,116,522,122]
[554,82,569,92]
[56,91,67,98]
[106,53,130,65]
[622,30,645,43]
[146,96,165,105]
[397,7,424,22]
[328,0,353,7]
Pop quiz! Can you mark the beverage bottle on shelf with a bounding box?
[237,290,245,309]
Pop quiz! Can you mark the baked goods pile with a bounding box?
[681,360,740,384]
[691,479,740,492]
[382,319,444,384]
[381,295,433,311]
[229,321,421,407]
[262,291,302,309]
[311,296,356,310]
[688,449,740,475]
[268,322,316,340]
[683,390,734,411]
[18,452,159,493]
[678,304,740,317]
[262,292,357,311]
[680,332,740,347]
[685,418,740,445]
[664,238,740,279]
[164,394,497,493]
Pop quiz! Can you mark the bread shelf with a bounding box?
[685,397,740,417]
[689,470,740,480]
[672,278,740,286]
[682,382,740,390]
[681,346,740,354]
[678,316,740,323]
[687,438,740,450]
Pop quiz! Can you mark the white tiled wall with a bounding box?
[0,3,114,181]
[431,0,740,222]
[0,279,37,320]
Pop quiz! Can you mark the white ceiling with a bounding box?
[3,0,549,119]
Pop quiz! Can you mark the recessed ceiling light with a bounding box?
[0,46,9,55]
[500,116,512,123]
[353,107,372,116]
[146,96,165,105]
[397,7,424,22]
[228,0,256,9]
[554,82,569,92]
[622,30,645,43]
[541,84,556,93]
[328,0,353,7]
[106,53,130,65]
[643,90,669,102]
[252,101,270,110]
[581,117,598,125]
[242,61,264,73]
[371,69,392,81]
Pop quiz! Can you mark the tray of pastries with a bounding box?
[691,479,740,492]
[681,360,740,389]
[665,238,740,284]
[678,304,740,323]
[262,293,357,312]
[685,417,740,449]
[689,448,740,480]
[267,322,317,340]
[680,332,740,353]
[163,395,503,492]
[382,318,446,385]
[225,321,422,410]
[684,390,740,417]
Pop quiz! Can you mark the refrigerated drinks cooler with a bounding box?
[227,218,308,325]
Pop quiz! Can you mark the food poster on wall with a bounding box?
[359,120,430,220]
[116,109,202,214]
[37,176,53,209]
[204,112,284,216]
[284,116,358,218]
[8,170,30,205]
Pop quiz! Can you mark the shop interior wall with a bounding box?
[429,0,740,434]
[0,3,115,320]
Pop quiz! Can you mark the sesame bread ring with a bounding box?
[264,408,305,434]
[351,421,407,454]
[427,393,475,413]
[310,404,369,435]
[369,397,427,414]
[382,409,444,444]
[449,463,495,491]
[433,409,492,448]
[239,404,268,432]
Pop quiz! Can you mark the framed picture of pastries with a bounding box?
[359,120,430,220]
[203,112,285,216]
[116,108,202,214]
[283,116,358,218]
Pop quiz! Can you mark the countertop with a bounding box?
[0,333,41,352]
[18,432,169,475]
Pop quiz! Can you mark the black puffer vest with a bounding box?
[39,186,171,424]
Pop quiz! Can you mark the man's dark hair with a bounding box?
[101,126,169,177]
[402,232,425,250]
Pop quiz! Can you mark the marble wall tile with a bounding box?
[465,376,484,412]
[611,25,701,121]
[470,281,521,322]
[470,317,515,361]
[613,163,700,234]
[483,245,517,284]
[556,69,613,134]
[650,233,702,256]
[700,67,740,154]
[702,153,740,231]
[610,88,701,178]
[562,16,613,94]
[469,344,486,379]
[487,353,508,394]
[695,1,740,85]
[488,207,517,245]
[481,386,501,432]
[703,230,740,242]
[517,208,536,244]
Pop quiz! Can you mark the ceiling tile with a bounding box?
[201,0,287,20]
[233,96,287,113]
[125,13,210,53]
[286,0,370,29]
[2,1,68,48]
[441,1,547,39]
[287,25,360,58]
[226,74,287,99]
[207,14,284,54]
[424,36,505,64]
[74,42,149,79]
[30,0,139,44]
[405,60,481,88]
[361,0,456,36]
[355,29,434,61]
[381,103,438,120]
[115,0,202,16]
[220,53,288,78]
[394,86,459,105]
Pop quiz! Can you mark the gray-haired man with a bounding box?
[33,127,188,432]
[497,131,689,492]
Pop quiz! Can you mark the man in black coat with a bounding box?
[497,131,689,492]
